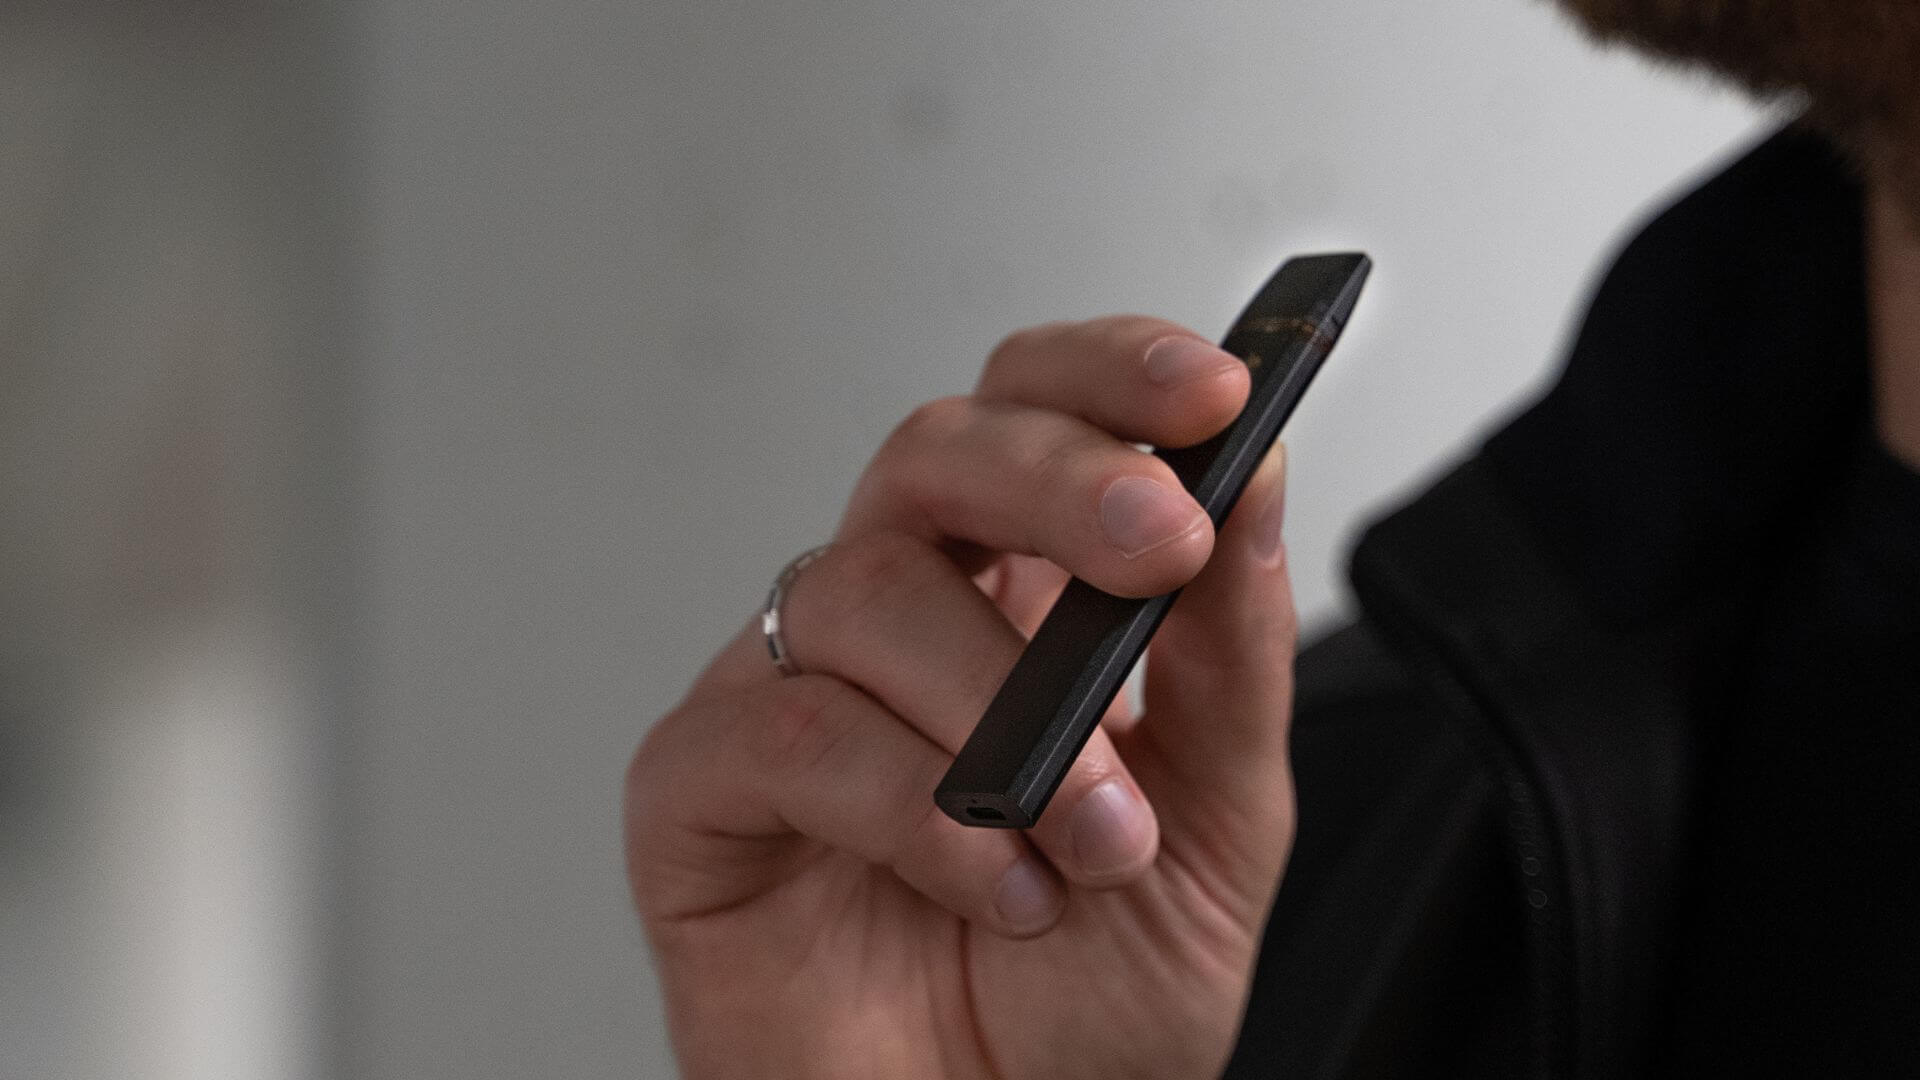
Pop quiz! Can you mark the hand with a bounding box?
[625,317,1300,1079]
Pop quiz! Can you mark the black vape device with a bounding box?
[935,253,1371,829]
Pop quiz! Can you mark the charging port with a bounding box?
[965,806,1006,822]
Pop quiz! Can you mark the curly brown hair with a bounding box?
[1555,0,1920,218]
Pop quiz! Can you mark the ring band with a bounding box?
[763,545,831,676]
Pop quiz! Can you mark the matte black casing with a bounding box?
[935,253,1371,829]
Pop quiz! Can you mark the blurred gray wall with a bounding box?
[1,3,353,1078]
[4,0,1767,1077]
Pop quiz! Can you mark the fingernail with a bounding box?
[1100,476,1204,558]
[1144,336,1239,386]
[995,858,1063,934]
[1071,780,1155,878]
[1252,447,1288,568]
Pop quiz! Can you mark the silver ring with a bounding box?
[762,545,831,676]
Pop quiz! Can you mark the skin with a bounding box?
[628,321,1294,1078]
[627,6,1920,1077]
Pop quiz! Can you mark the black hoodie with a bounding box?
[1225,125,1920,1080]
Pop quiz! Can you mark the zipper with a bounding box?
[1355,603,1577,1080]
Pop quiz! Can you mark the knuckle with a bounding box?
[1020,425,1100,505]
[621,733,663,831]
[624,706,687,807]
[894,780,958,860]
[846,396,971,526]
[885,396,971,458]
[748,675,863,777]
[828,528,929,592]
[1262,598,1302,648]
[1089,314,1195,359]
[867,398,972,507]
[800,530,937,627]
[621,705,703,860]
[985,321,1069,377]
[1215,605,1299,665]
[1184,598,1300,676]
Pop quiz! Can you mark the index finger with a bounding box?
[977,316,1250,449]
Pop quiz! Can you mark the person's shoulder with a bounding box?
[1227,621,1529,1079]
[1293,619,1426,727]
[1287,619,1495,868]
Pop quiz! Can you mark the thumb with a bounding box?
[1124,444,1298,910]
